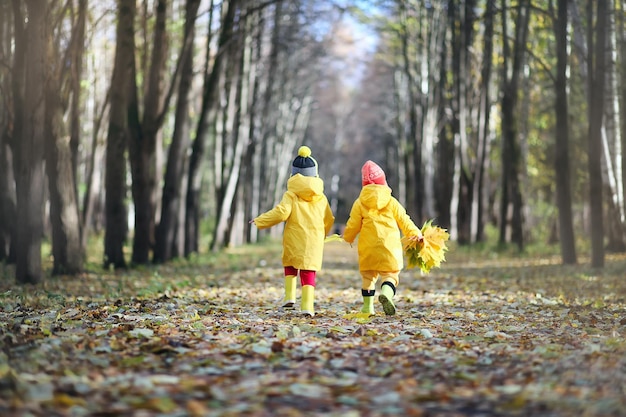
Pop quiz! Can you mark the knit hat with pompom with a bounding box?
[291,146,318,177]
[361,160,387,186]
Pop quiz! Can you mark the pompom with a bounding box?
[298,146,312,158]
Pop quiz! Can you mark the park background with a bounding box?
[1,2,626,416]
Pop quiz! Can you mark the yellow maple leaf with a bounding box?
[402,219,450,273]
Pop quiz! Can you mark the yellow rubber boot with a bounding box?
[301,285,315,317]
[282,275,297,309]
[379,282,396,316]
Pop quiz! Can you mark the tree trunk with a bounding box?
[419,4,446,221]
[471,0,495,243]
[603,2,625,251]
[211,41,239,250]
[128,0,168,265]
[70,0,86,206]
[499,0,530,251]
[553,0,577,264]
[154,0,201,263]
[499,0,511,247]
[615,2,626,236]
[185,0,216,256]
[587,0,608,268]
[434,11,453,231]
[81,91,108,251]
[244,7,264,244]
[450,0,475,244]
[104,0,136,269]
[229,10,257,248]
[619,0,626,231]
[257,0,283,218]
[212,9,251,251]
[15,0,48,284]
[45,80,83,275]
[0,138,16,263]
[185,0,235,256]
[398,1,419,220]
[0,0,17,262]
[44,0,85,275]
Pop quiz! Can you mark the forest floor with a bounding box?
[1,241,626,416]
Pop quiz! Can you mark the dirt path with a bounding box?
[1,244,625,416]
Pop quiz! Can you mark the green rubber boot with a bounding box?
[361,296,375,315]
[379,283,396,316]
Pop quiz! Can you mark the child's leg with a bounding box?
[300,270,316,316]
[282,266,298,309]
[360,270,378,315]
[378,272,400,316]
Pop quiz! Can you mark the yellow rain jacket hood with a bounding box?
[254,174,334,271]
[343,184,420,271]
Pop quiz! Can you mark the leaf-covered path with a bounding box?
[1,242,626,416]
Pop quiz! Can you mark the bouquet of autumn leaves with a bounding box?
[401,219,450,273]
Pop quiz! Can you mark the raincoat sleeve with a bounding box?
[391,198,420,237]
[342,200,362,244]
[324,198,335,236]
[254,192,294,229]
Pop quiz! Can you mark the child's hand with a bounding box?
[409,233,423,243]
[341,235,353,248]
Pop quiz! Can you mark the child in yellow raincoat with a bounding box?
[343,160,422,316]
[251,146,335,316]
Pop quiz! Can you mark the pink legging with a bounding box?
[284,266,316,286]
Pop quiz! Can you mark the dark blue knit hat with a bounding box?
[291,146,318,177]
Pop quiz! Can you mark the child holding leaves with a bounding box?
[342,160,423,316]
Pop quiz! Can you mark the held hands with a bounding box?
[324,234,345,244]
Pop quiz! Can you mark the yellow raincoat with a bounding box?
[343,184,420,271]
[254,174,334,271]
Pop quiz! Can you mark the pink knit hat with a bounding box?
[361,160,387,186]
